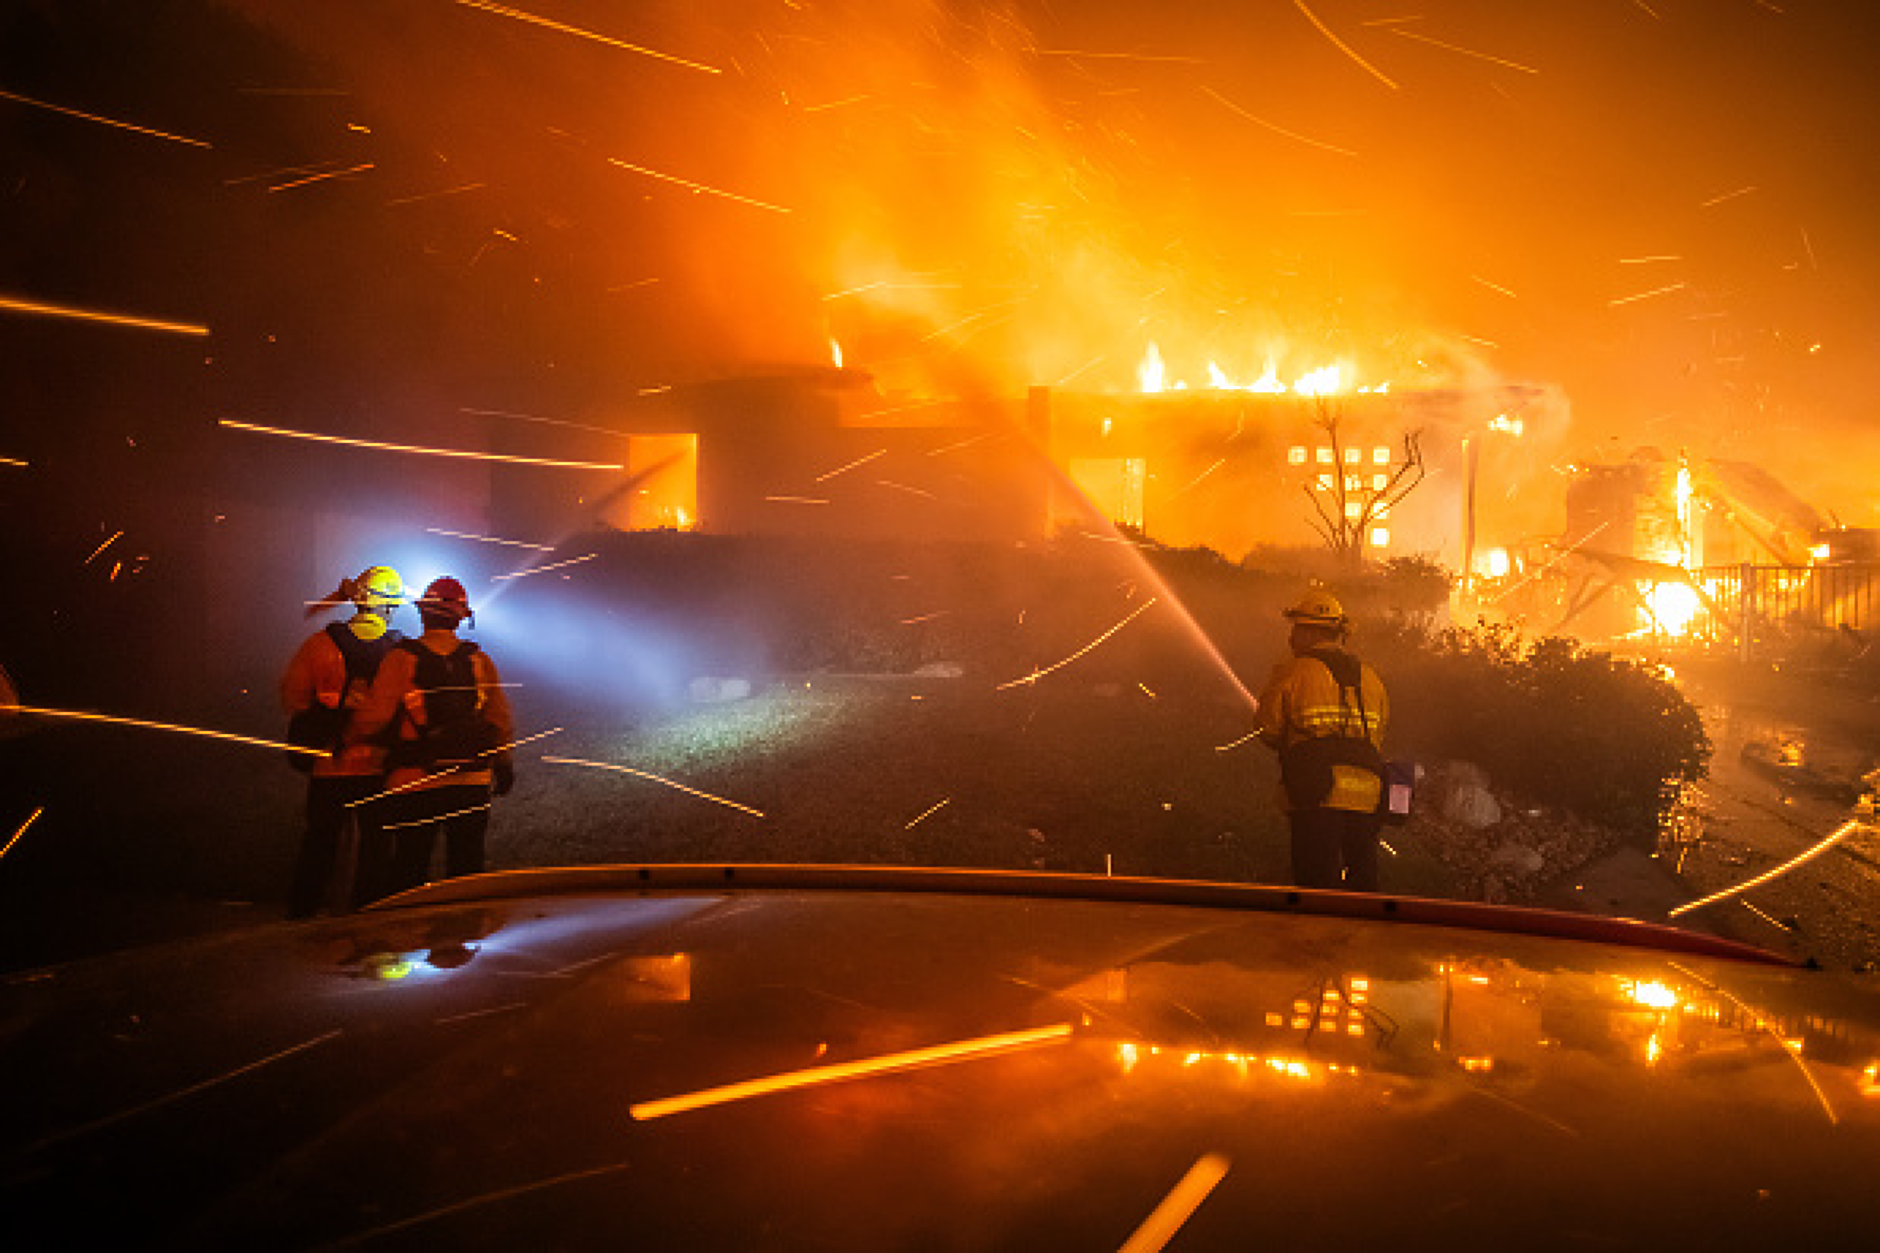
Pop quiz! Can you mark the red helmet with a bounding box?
[416,577,472,623]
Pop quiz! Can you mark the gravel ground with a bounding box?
[15,662,1852,976]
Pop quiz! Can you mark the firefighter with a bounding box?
[348,576,514,900]
[1255,586,1391,891]
[280,564,406,917]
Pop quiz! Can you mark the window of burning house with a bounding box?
[1288,446,1307,465]
[606,435,699,532]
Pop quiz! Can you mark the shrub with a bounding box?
[1384,626,1711,839]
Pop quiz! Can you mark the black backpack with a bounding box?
[285,623,402,773]
[390,639,501,772]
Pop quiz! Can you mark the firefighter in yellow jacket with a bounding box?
[280,565,406,916]
[1255,587,1390,891]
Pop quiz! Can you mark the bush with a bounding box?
[1383,626,1711,839]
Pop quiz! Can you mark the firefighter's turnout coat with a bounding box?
[1255,646,1389,813]
[280,620,398,779]
[348,628,514,795]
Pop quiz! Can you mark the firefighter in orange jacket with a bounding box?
[1255,587,1390,891]
[348,577,514,900]
[280,565,406,916]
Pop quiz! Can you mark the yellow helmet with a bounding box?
[1283,586,1347,627]
[351,565,405,611]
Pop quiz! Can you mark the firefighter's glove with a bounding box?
[492,758,515,797]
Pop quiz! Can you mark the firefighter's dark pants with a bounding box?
[1288,807,1383,892]
[377,783,492,900]
[290,776,387,918]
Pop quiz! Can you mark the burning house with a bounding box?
[523,361,1566,578]
[1503,448,1878,649]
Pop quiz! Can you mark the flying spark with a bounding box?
[924,431,995,456]
[1609,283,1686,307]
[383,802,491,831]
[0,807,44,861]
[822,279,961,301]
[1170,458,1225,500]
[1699,185,1758,208]
[453,0,721,73]
[544,756,765,818]
[801,95,871,112]
[1294,1,1400,90]
[605,158,789,213]
[1120,1154,1233,1253]
[814,450,886,482]
[1030,49,1207,63]
[461,406,635,438]
[876,480,937,500]
[1737,899,1787,930]
[1471,275,1519,299]
[425,527,558,551]
[0,704,324,759]
[918,300,1023,344]
[82,531,124,565]
[1201,87,1359,158]
[0,456,27,469]
[898,611,950,625]
[1215,730,1261,752]
[219,420,625,470]
[764,495,830,505]
[853,399,954,423]
[996,598,1160,691]
[905,798,951,829]
[0,293,209,336]
[1054,353,1109,386]
[0,87,212,147]
[268,162,374,193]
[1389,26,1540,73]
[1669,820,1864,918]
[629,1023,1073,1120]
[1618,255,1681,264]
[489,553,598,580]
[348,729,563,809]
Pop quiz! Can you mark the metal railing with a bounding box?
[1691,563,1880,656]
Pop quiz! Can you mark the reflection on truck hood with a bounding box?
[3,867,1877,1250]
